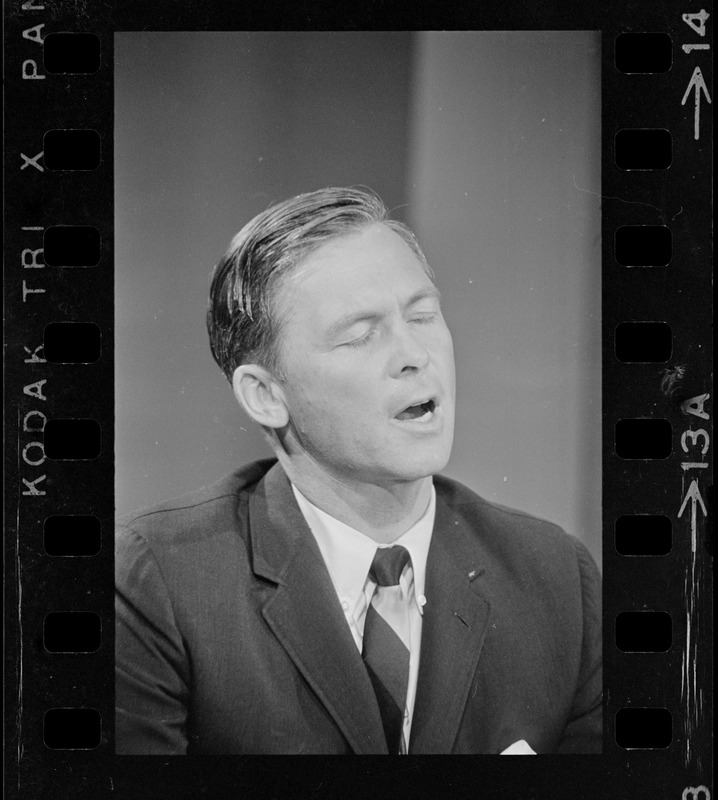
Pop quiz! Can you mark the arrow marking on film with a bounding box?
[678,480,708,552]
[681,66,712,141]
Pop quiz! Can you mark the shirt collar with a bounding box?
[291,483,435,612]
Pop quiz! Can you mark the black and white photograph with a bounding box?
[113,31,603,755]
[5,0,713,794]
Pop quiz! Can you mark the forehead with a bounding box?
[283,223,432,307]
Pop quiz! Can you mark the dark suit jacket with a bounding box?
[115,459,602,754]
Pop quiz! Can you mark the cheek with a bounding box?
[430,328,456,378]
[285,369,360,429]
[293,377,382,447]
[298,359,367,403]
[443,328,456,369]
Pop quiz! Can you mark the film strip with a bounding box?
[605,18,712,786]
[4,3,712,799]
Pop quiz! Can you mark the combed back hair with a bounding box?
[207,186,434,381]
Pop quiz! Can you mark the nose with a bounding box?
[388,322,430,377]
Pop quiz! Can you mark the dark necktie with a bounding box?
[362,545,412,754]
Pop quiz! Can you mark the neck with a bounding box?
[277,452,432,544]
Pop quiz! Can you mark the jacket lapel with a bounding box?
[409,485,493,753]
[247,463,387,754]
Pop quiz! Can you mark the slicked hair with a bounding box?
[207,186,434,381]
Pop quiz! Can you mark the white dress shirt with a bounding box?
[291,483,435,750]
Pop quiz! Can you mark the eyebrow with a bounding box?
[325,286,442,341]
[406,286,442,307]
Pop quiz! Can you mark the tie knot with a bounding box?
[369,545,410,586]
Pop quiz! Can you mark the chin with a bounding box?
[389,447,453,482]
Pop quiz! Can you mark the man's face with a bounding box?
[273,222,456,485]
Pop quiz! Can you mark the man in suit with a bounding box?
[116,186,602,755]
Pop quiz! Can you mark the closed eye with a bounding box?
[409,312,438,324]
[343,330,375,348]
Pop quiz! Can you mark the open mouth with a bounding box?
[394,399,436,422]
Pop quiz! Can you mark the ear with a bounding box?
[232,364,289,429]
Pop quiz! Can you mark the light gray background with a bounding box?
[115,31,602,567]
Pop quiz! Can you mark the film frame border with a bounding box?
[3,2,712,798]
